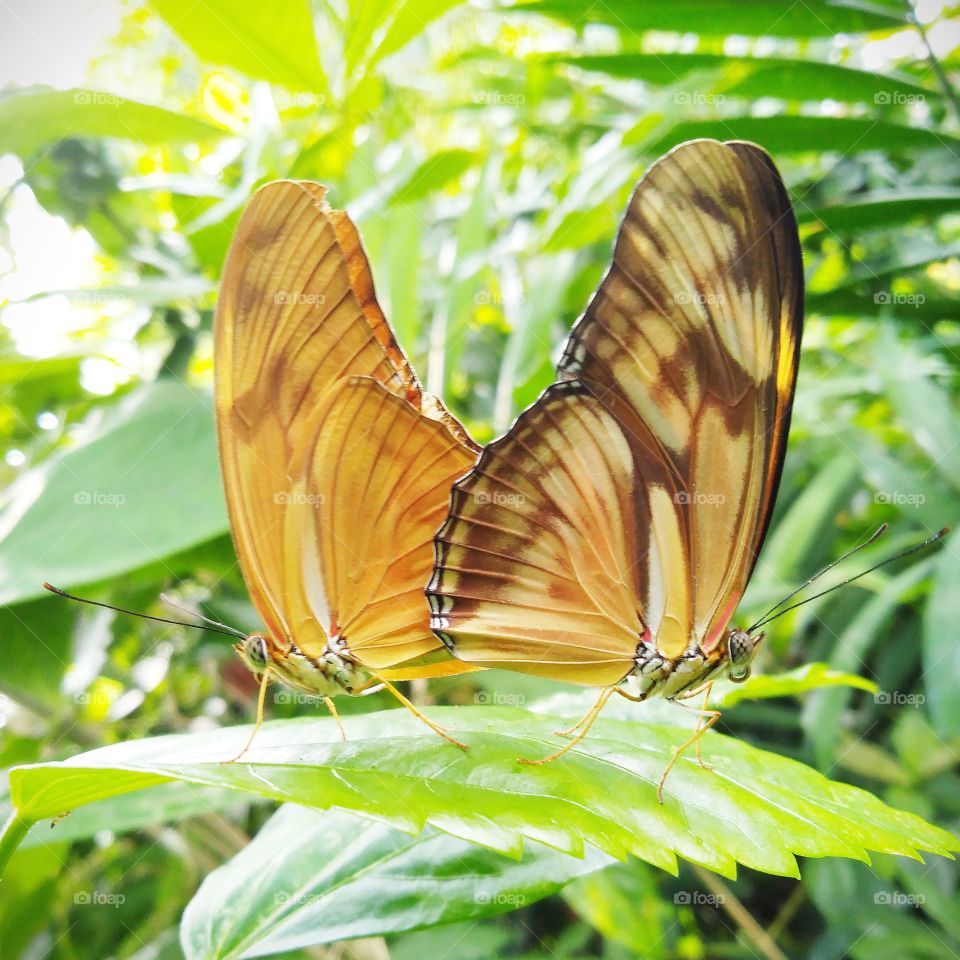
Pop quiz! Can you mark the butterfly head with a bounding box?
[725,628,762,683]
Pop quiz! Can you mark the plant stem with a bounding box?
[692,865,790,960]
[0,812,32,876]
[904,0,960,127]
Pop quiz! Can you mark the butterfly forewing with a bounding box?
[431,139,803,675]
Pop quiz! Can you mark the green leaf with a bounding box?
[512,0,906,37]
[799,188,960,232]
[923,546,960,738]
[389,150,478,205]
[0,381,226,607]
[644,116,959,156]
[6,707,957,882]
[556,53,936,106]
[714,663,879,709]
[181,804,611,959]
[0,88,225,157]
[15,782,262,850]
[149,0,325,92]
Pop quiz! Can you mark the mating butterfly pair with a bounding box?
[215,139,803,783]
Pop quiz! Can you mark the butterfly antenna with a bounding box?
[748,524,889,632]
[42,583,248,640]
[159,593,248,639]
[750,526,949,631]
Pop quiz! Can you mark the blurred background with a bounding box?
[1,0,959,957]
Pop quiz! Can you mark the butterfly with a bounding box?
[427,139,804,794]
[215,179,481,750]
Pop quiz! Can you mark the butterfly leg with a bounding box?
[372,674,469,750]
[323,695,347,741]
[657,683,720,803]
[520,686,615,765]
[224,667,272,763]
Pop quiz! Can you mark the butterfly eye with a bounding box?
[726,629,757,683]
[242,634,269,672]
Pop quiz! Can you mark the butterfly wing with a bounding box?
[558,139,803,655]
[287,377,477,668]
[430,382,645,685]
[215,180,474,656]
[431,139,802,673]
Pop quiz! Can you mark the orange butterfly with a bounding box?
[215,180,480,750]
[428,140,804,794]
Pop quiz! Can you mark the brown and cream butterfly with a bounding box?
[215,179,481,747]
[427,139,804,791]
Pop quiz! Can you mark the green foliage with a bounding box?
[1,0,959,957]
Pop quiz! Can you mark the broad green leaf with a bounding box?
[714,663,878,708]
[389,150,478,205]
[149,0,325,92]
[556,53,936,107]
[0,381,226,607]
[923,546,960,737]
[5,707,957,882]
[645,116,959,156]
[181,804,611,960]
[0,88,224,157]
[15,782,261,850]
[346,0,466,82]
[512,0,906,37]
[800,188,960,232]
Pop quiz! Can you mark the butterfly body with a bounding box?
[236,633,368,697]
